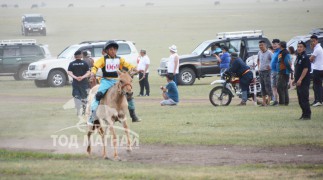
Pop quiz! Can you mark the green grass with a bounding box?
[1,149,323,180]
[1,77,323,146]
[1,1,323,178]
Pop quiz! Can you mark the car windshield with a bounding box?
[192,41,210,55]
[25,16,44,23]
[58,45,80,59]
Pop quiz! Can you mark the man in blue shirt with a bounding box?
[160,74,179,106]
[270,39,281,106]
[215,46,231,77]
[225,52,253,105]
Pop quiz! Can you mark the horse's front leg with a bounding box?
[109,122,120,161]
[122,119,132,152]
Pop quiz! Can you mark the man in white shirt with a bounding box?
[167,45,179,85]
[309,35,323,107]
[137,49,150,96]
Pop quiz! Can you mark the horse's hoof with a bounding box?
[114,156,122,161]
[104,157,111,160]
[126,148,132,153]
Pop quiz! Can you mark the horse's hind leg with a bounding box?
[122,120,132,152]
[86,131,92,155]
[98,127,107,159]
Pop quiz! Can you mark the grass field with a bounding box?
[1,0,323,179]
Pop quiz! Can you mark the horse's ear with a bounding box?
[117,70,122,76]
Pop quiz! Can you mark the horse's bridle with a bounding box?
[119,82,132,96]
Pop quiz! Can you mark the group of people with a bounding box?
[67,41,180,126]
[210,35,323,120]
[256,35,323,120]
[67,35,322,124]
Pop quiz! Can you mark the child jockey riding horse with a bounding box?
[88,40,140,125]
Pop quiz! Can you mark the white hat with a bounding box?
[169,45,177,53]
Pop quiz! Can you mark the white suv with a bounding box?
[26,40,138,87]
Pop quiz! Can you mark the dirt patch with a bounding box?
[1,138,322,166]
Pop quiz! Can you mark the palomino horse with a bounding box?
[85,70,135,160]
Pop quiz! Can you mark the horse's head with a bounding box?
[117,71,133,98]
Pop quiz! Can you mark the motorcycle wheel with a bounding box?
[209,86,232,106]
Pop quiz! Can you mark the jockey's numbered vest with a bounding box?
[102,56,121,78]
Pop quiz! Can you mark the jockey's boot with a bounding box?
[129,109,141,122]
[87,110,96,126]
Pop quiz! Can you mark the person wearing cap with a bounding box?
[309,35,323,107]
[67,50,90,116]
[224,52,253,105]
[257,40,273,106]
[82,50,96,88]
[214,45,231,78]
[167,45,179,85]
[211,43,222,55]
[137,49,150,96]
[277,41,292,106]
[88,40,140,125]
[293,41,311,120]
[269,39,281,106]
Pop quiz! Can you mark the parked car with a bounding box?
[157,30,271,85]
[0,39,51,80]
[21,14,46,36]
[26,40,138,87]
[287,28,323,55]
[287,28,323,78]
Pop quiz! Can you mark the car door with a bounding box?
[1,46,21,74]
[200,41,226,75]
[0,47,3,73]
[20,45,44,64]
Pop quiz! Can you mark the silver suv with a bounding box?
[21,14,46,36]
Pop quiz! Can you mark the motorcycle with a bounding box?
[209,72,262,106]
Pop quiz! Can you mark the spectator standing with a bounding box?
[309,35,323,107]
[277,41,292,105]
[293,41,311,120]
[67,50,90,116]
[215,45,231,77]
[167,45,179,85]
[270,39,281,106]
[160,74,179,106]
[257,40,273,106]
[83,50,96,88]
[137,49,150,96]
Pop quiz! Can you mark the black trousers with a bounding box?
[297,81,311,118]
[139,72,150,96]
[313,70,323,103]
[277,73,289,105]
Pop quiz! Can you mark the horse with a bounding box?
[85,70,136,160]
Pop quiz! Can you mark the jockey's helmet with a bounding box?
[104,40,119,50]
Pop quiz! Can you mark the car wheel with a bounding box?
[42,29,46,36]
[34,80,49,88]
[47,70,66,87]
[16,65,29,80]
[13,74,19,80]
[178,67,196,85]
